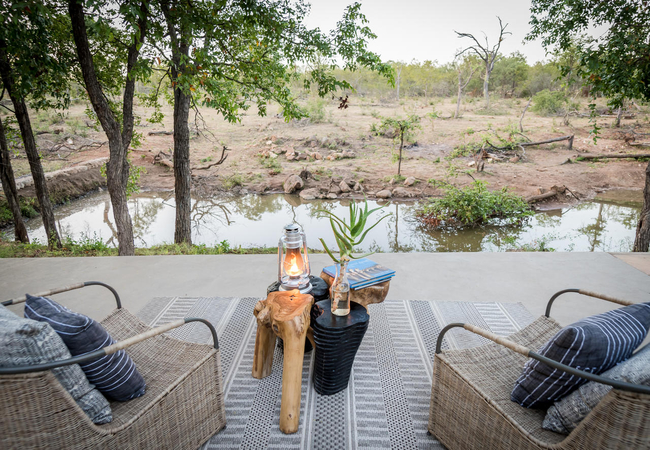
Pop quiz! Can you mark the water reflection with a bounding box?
[12,191,642,252]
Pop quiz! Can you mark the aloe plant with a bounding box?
[318,198,390,314]
[318,199,390,264]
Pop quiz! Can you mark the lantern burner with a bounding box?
[278,223,312,294]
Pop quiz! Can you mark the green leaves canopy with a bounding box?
[144,0,393,123]
[0,1,75,110]
[527,0,650,106]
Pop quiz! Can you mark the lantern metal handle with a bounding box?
[277,238,283,282]
[302,233,311,277]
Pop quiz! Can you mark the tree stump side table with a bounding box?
[320,271,390,308]
[252,290,314,434]
[311,299,369,395]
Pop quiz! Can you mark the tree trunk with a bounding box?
[69,0,135,255]
[614,106,622,128]
[0,116,28,242]
[398,130,404,176]
[519,98,532,133]
[484,66,490,108]
[163,1,192,245]
[633,160,650,252]
[396,73,400,102]
[0,49,60,248]
[172,80,192,244]
[455,71,462,119]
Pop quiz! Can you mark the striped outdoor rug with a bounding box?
[137,297,535,450]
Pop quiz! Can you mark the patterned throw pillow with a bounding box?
[25,295,146,402]
[0,305,112,424]
[511,302,650,408]
[543,344,650,434]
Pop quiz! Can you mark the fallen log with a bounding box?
[520,135,574,150]
[577,153,650,160]
[148,130,173,136]
[526,190,559,203]
[153,150,173,168]
[629,143,650,148]
[526,185,567,204]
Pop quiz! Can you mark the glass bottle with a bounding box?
[331,259,350,316]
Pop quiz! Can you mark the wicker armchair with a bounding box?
[429,289,650,450]
[0,282,226,449]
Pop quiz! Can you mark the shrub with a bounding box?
[223,174,245,189]
[259,156,282,174]
[306,97,327,123]
[416,180,533,228]
[531,89,568,116]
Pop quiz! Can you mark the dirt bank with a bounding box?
[6,97,649,213]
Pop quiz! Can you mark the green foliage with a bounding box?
[19,198,39,219]
[305,97,327,123]
[0,197,40,227]
[0,239,283,258]
[258,156,282,174]
[490,51,529,97]
[377,114,420,141]
[450,145,476,158]
[127,165,146,196]
[527,0,650,108]
[144,1,393,127]
[317,199,390,263]
[99,159,145,198]
[0,2,74,111]
[383,174,406,183]
[417,180,533,228]
[223,174,246,189]
[531,89,568,115]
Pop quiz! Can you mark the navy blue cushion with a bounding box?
[543,344,650,434]
[511,302,650,408]
[0,305,112,424]
[25,295,146,401]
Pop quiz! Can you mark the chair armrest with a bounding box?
[545,288,635,318]
[435,322,650,395]
[2,281,122,309]
[0,317,218,375]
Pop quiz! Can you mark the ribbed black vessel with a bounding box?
[311,299,369,395]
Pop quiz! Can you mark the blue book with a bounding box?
[350,274,395,290]
[323,258,395,290]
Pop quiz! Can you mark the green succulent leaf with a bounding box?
[319,198,391,262]
[319,238,340,263]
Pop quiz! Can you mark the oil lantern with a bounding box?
[278,223,312,293]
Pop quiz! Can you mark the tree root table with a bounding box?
[320,271,390,308]
[252,290,313,434]
[310,299,369,395]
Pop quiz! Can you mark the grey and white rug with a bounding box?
[137,297,535,450]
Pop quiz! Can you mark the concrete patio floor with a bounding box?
[2,252,649,326]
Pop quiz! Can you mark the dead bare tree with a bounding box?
[519,98,532,132]
[455,17,510,109]
[453,58,478,118]
[393,61,405,101]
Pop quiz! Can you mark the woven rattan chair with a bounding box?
[0,282,226,449]
[429,289,650,450]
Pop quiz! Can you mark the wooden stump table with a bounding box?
[252,290,314,434]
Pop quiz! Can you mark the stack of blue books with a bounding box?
[322,258,395,290]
